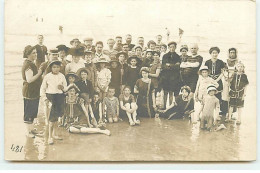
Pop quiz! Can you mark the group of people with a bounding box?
[22,34,249,145]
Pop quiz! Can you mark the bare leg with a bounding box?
[81,104,93,128]
[80,127,111,136]
[44,100,51,125]
[169,92,174,106]
[131,102,140,125]
[69,126,81,133]
[125,103,134,125]
[227,106,234,121]
[237,107,242,124]
[48,122,54,144]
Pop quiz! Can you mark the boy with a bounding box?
[114,36,123,52]
[103,87,120,123]
[40,60,67,144]
[93,41,110,63]
[35,35,48,69]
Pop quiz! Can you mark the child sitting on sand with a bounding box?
[64,85,109,135]
[91,92,103,124]
[119,86,140,126]
[197,85,220,131]
[103,87,120,123]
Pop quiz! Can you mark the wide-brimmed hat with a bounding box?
[83,37,93,42]
[145,49,154,54]
[68,46,85,56]
[207,85,217,94]
[70,38,81,45]
[65,71,79,81]
[48,48,59,54]
[76,68,91,80]
[168,41,177,47]
[127,56,142,65]
[180,45,188,52]
[67,84,81,93]
[95,58,109,64]
[56,45,69,52]
[46,60,62,70]
[116,51,128,59]
[109,57,120,65]
[209,47,220,54]
[180,85,191,94]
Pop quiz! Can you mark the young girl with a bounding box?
[56,44,69,75]
[149,51,161,94]
[65,47,85,74]
[125,56,141,93]
[103,87,120,123]
[159,86,195,122]
[119,86,140,126]
[198,85,220,131]
[40,60,67,145]
[65,85,110,136]
[228,62,249,124]
[96,58,111,100]
[134,45,143,61]
[194,66,219,103]
[141,49,154,67]
[134,67,156,118]
[109,57,122,97]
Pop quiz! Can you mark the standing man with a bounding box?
[92,41,110,63]
[125,34,135,51]
[122,43,129,56]
[137,37,146,50]
[114,36,123,52]
[35,35,48,69]
[156,35,163,50]
[161,41,181,108]
[83,37,96,53]
[70,38,80,48]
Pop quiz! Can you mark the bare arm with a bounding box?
[26,68,42,84]
[149,68,160,78]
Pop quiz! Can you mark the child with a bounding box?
[194,66,219,103]
[149,51,161,94]
[103,87,120,123]
[65,72,79,85]
[159,44,167,64]
[40,60,67,145]
[116,52,128,91]
[64,85,110,136]
[125,56,141,93]
[141,49,154,67]
[198,85,220,131]
[96,58,111,100]
[158,86,195,122]
[133,45,143,61]
[109,57,122,97]
[119,86,140,126]
[83,50,97,90]
[91,92,103,124]
[228,62,249,124]
[56,44,69,75]
[65,47,85,74]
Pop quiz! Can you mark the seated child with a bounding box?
[65,85,110,135]
[197,85,220,131]
[159,86,195,122]
[90,92,103,124]
[103,87,120,123]
[119,86,140,126]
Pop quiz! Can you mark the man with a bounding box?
[114,36,123,52]
[122,43,129,55]
[83,37,96,53]
[156,35,163,50]
[92,41,110,63]
[84,50,98,91]
[125,34,135,51]
[70,38,80,48]
[103,38,118,57]
[35,35,48,69]
[180,43,203,94]
[161,41,181,108]
[137,36,145,50]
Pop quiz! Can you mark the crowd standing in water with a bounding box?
[22,34,249,145]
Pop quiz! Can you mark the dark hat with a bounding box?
[168,41,177,47]
[109,57,120,65]
[161,44,167,49]
[209,47,220,54]
[84,50,93,55]
[67,84,81,93]
[140,67,150,74]
[145,49,154,54]
[147,40,156,47]
[180,85,191,94]
[152,51,161,56]
[23,45,35,58]
[116,51,128,59]
[228,47,237,53]
[76,68,91,80]
[83,37,93,42]
[180,45,188,52]
[48,48,59,54]
[56,45,69,52]
[65,71,79,81]
[70,38,80,45]
[68,46,85,56]
[47,60,62,69]
[127,56,142,65]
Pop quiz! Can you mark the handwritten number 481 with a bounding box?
[11,144,23,152]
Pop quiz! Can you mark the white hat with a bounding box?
[207,85,217,93]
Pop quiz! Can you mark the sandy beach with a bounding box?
[4,0,256,161]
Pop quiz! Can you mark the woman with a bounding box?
[204,47,225,114]
[134,67,156,118]
[22,45,43,138]
[149,51,161,94]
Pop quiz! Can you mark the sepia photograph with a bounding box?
[4,0,256,161]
